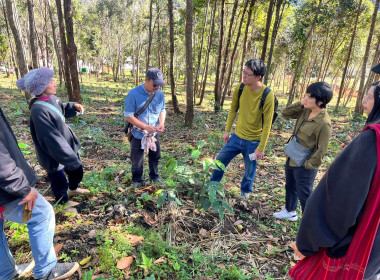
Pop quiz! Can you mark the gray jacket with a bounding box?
[30,95,81,173]
[0,106,38,206]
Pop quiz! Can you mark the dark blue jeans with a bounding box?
[130,134,161,183]
[285,160,318,213]
[48,168,81,204]
[210,133,259,194]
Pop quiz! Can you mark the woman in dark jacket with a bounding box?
[292,84,380,280]
[16,67,89,205]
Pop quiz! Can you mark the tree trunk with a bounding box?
[5,0,30,100]
[193,0,210,98]
[168,0,180,113]
[63,0,81,103]
[221,0,249,107]
[46,0,63,85]
[213,0,225,112]
[56,0,73,100]
[264,0,284,85]
[239,0,256,82]
[336,0,362,109]
[27,0,38,69]
[146,0,153,71]
[287,0,322,106]
[355,0,380,113]
[199,0,217,106]
[217,0,238,110]
[1,0,19,78]
[185,0,193,126]
[260,0,275,63]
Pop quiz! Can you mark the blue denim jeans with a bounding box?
[0,189,57,279]
[285,160,318,213]
[210,133,260,194]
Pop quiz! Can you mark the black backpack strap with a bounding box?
[235,83,245,112]
[260,86,272,128]
[259,86,271,110]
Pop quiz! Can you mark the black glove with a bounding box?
[66,165,84,187]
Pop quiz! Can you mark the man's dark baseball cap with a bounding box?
[146,68,166,86]
[372,63,380,74]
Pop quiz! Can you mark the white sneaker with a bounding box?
[273,207,298,221]
[240,192,250,200]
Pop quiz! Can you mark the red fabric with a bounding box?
[289,124,380,280]
[0,206,4,221]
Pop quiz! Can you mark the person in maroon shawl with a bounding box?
[291,80,380,279]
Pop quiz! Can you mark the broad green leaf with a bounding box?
[18,143,29,149]
[196,140,206,149]
[202,198,211,211]
[175,197,182,206]
[157,191,167,208]
[191,150,201,160]
[208,186,216,203]
[221,200,234,213]
[165,158,177,174]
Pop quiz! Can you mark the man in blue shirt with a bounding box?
[124,68,166,188]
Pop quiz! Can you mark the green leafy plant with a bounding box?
[164,140,233,220]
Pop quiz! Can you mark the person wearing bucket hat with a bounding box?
[16,67,89,206]
[124,68,166,188]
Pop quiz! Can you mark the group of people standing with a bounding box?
[0,57,379,279]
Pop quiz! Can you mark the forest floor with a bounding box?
[0,74,365,280]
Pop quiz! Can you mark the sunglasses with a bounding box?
[372,81,380,86]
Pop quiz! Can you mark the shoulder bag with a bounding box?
[284,119,313,166]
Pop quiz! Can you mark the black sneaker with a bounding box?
[150,177,166,186]
[36,262,79,280]
[15,260,35,277]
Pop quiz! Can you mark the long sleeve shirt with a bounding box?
[282,102,331,170]
[225,84,275,152]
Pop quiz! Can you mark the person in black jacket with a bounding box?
[0,106,79,279]
[16,67,89,205]
[294,85,380,279]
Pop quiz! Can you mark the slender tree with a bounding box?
[213,0,225,112]
[56,0,73,100]
[199,0,217,105]
[63,0,82,103]
[221,0,249,107]
[264,0,285,85]
[355,0,380,113]
[27,0,38,69]
[239,0,256,83]
[146,0,153,71]
[185,0,193,126]
[5,0,30,100]
[287,0,323,105]
[46,0,63,85]
[168,0,180,113]
[336,0,362,109]
[261,0,275,63]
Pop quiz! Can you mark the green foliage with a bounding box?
[163,140,233,220]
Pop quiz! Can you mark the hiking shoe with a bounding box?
[68,188,90,197]
[132,181,143,188]
[273,207,298,221]
[15,260,35,277]
[150,177,166,186]
[36,262,79,280]
[240,192,250,200]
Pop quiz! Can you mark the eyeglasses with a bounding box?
[364,94,374,102]
[242,70,255,77]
